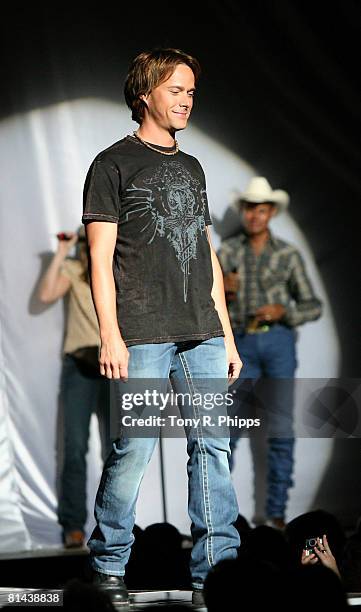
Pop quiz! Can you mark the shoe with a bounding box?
[92,571,129,606]
[64,530,85,548]
[192,589,205,608]
[265,517,286,531]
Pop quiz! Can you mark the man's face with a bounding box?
[241,202,276,235]
[141,64,195,132]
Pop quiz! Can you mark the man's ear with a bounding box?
[139,94,149,116]
[270,204,278,218]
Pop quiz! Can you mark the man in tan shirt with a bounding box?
[38,226,109,548]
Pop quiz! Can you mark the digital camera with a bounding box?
[305,536,321,555]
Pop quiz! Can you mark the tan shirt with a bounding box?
[61,259,100,354]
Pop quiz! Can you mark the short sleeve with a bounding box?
[82,159,120,224]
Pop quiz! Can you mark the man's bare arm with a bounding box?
[206,227,243,381]
[38,233,77,303]
[86,222,129,380]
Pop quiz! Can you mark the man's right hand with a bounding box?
[56,232,78,257]
[99,335,129,380]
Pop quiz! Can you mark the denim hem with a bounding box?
[91,561,125,577]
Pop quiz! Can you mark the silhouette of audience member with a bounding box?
[289,565,349,611]
[243,524,292,571]
[137,522,189,590]
[204,543,350,612]
[123,524,145,589]
[234,513,252,548]
[204,556,289,611]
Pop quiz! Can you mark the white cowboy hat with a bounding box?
[239,177,289,214]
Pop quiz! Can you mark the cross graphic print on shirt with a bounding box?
[124,161,207,302]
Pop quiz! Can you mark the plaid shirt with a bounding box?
[217,231,322,329]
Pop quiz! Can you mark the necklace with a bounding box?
[132,131,179,155]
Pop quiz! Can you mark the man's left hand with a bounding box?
[255,304,286,322]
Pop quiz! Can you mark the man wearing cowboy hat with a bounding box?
[218,176,322,530]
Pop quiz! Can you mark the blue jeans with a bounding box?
[58,354,111,532]
[230,324,297,519]
[88,337,240,588]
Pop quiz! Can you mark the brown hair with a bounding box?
[124,48,201,125]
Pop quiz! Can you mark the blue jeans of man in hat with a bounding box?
[229,323,297,520]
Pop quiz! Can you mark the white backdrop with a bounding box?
[0,99,340,552]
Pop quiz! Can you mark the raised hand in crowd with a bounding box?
[301,534,341,578]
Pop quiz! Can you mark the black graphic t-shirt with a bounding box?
[82,135,224,346]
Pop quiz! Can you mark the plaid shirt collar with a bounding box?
[238,228,278,251]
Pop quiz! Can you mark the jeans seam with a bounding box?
[178,351,214,569]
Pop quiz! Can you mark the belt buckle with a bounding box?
[257,324,270,333]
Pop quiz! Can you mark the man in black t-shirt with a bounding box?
[83,48,243,607]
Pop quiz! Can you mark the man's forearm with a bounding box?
[283,299,322,327]
[85,222,128,379]
[38,251,66,301]
[89,250,121,341]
